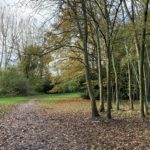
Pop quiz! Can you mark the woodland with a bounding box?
[0,0,150,149]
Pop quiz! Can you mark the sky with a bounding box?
[1,0,34,17]
[0,0,59,67]
[0,0,58,27]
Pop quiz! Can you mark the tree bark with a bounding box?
[144,65,149,115]
[128,63,134,110]
[139,0,149,118]
[81,0,99,117]
[106,49,112,119]
[96,26,104,112]
[112,54,119,110]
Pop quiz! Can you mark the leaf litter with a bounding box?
[0,100,150,150]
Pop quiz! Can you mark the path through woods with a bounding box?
[0,100,150,150]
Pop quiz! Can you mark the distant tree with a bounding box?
[19,45,53,93]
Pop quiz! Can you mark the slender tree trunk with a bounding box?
[123,0,149,118]
[95,26,104,112]
[84,52,99,117]
[112,54,119,110]
[139,0,149,118]
[67,0,99,117]
[4,36,8,68]
[98,47,105,112]
[128,63,134,110]
[122,6,135,111]
[0,37,4,68]
[145,46,150,102]
[144,65,149,115]
[103,0,112,119]
[139,59,145,118]
[81,0,99,117]
[106,50,112,119]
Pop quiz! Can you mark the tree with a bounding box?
[20,45,53,93]
[123,0,149,118]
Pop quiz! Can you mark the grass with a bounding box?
[38,96,150,119]
[0,96,29,119]
[34,93,81,101]
[35,93,88,112]
[38,98,90,113]
[0,96,29,105]
[0,93,81,106]
[0,93,148,119]
[0,93,81,118]
[0,93,149,149]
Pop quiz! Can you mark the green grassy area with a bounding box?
[0,93,81,105]
[34,93,81,101]
[0,96,29,105]
[0,93,148,119]
[0,93,81,118]
[0,96,29,119]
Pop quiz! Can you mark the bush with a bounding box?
[80,89,99,100]
[80,91,90,99]
[50,82,80,94]
[30,78,53,94]
[0,67,30,96]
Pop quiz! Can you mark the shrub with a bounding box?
[80,91,90,99]
[0,67,30,96]
[49,81,80,94]
[30,78,53,94]
[80,89,99,100]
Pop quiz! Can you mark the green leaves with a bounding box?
[0,67,30,96]
[121,54,138,65]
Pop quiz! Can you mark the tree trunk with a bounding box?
[139,0,149,118]
[104,0,112,119]
[95,26,104,112]
[112,54,119,110]
[128,63,134,110]
[84,52,99,117]
[144,65,149,115]
[123,0,149,118]
[106,51,112,119]
[81,0,99,117]
[139,59,145,118]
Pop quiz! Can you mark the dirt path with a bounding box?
[0,100,88,150]
[0,100,150,150]
[0,100,64,150]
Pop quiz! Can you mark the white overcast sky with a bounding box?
[0,0,58,27]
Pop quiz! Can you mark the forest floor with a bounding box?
[0,97,150,150]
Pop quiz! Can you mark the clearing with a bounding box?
[0,94,150,150]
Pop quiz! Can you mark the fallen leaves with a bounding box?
[0,100,149,150]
